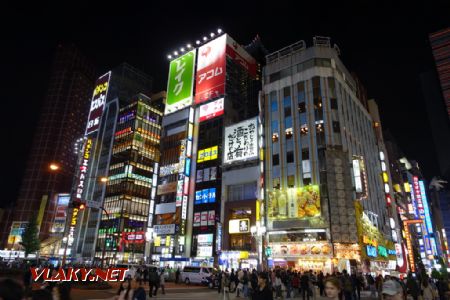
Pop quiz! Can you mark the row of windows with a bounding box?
[266,58,332,83]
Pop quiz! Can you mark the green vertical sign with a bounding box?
[165,50,196,115]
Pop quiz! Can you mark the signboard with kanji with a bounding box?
[224,117,258,164]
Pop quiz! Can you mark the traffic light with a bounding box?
[71,200,86,210]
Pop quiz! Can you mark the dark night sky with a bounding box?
[1,1,449,207]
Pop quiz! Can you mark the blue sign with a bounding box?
[388,249,396,255]
[209,188,216,203]
[195,191,202,205]
[202,189,209,204]
[185,158,191,177]
[366,245,377,257]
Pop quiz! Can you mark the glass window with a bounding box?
[284,87,291,98]
[287,175,295,188]
[273,154,279,166]
[303,178,312,185]
[270,91,277,111]
[333,121,341,133]
[287,151,294,163]
[302,149,309,160]
[270,72,280,82]
[285,116,293,129]
[312,76,321,99]
[297,82,305,102]
[271,120,279,134]
[298,102,306,113]
[330,98,338,110]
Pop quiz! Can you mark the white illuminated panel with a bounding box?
[224,118,258,164]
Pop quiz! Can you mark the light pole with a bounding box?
[251,224,266,271]
[100,206,110,268]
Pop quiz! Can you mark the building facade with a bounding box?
[262,37,393,273]
[70,63,153,263]
[96,94,163,264]
[3,44,96,249]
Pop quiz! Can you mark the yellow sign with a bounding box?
[165,235,171,246]
[197,146,219,163]
[211,146,218,160]
[239,251,249,259]
[363,235,378,247]
[71,208,79,226]
[154,236,161,247]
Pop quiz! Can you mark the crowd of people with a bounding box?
[1,262,450,300]
[214,268,450,300]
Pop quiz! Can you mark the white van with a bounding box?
[181,266,213,284]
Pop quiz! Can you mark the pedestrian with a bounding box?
[437,277,449,300]
[325,277,342,300]
[159,268,166,295]
[143,266,149,284]
[406,273,420,300]
[367,274,376,298]
[230,269,237,292]
[300,271,310,300]
[318,271,325,297]
[243,270,249,297]
[351,273,362,300]
[133,281,147,300]
[175,267,181,284]
[253,272,274,300]
[381,279,404,300]
[218,271,223,294]
[275,272,283,300]
[222,272,231,300]
[421,278,437,300]
[148,267,159,298]
[341,270,353,300]
[117,280,134,300]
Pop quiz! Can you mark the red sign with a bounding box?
[199,98,224,122]
[121,231,145,244]
[195,35,227,104]
[226,35,257,78]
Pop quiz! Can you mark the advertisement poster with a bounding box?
[224,118,258,164]
[268,185,321,220]
[85,72,111,135]
[195,34,227,104]
[199,98,224,122]
[165,50,196,115]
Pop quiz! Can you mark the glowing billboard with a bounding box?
[224,117,258,164]
[199,98,224,122]
[85,72,111,135]
[268,185,321,220]
[165,50,196,115]
[195,34,227,104]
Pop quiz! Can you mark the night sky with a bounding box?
[2,1,449,207]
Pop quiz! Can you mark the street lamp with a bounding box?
[49,163,60,171]
[251,224,266,271]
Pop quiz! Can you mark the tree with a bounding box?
[20,216,40,257]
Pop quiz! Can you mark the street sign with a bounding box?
[86,200,100,209]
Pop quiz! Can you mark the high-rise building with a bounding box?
[96,93,163,264]
[151,33,263,268]
[262,37,393,273]
[2,44,96,249]
[70,63,153,262]
[430,28,450,120]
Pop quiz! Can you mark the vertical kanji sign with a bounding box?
[224,117,258,164]
[165,50,196,115]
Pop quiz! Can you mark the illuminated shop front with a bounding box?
[219,251,258,270]
[267,230,332,272]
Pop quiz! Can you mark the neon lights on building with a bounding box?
[75,138,92,200]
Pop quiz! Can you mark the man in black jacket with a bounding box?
[148,267,159,297]
[253,272,273,300]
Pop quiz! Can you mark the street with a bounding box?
[70,284,375,300]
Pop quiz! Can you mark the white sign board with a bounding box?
[229,219,250,234]
[224,117,258,164]
[153,224,176,235]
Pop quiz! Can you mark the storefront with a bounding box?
[219,251,258,270]
[268,241,333,273]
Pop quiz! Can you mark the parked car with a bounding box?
[180,266,213,285]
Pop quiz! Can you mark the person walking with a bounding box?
[222,272,231,300]
[367,274,376,298]
[253,272,274,300]
[300,272,310,300]
[148,267,159,298]
[159,268,166,295]
[406,273,420,300]
[175,267,180,284]
[318,271,325,297]
[341,270,353,300]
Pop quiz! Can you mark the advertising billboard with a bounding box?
[165,50,196,115]
[229,219,250,234]
[268,185,321,220]
[85,72,111,135]
[75,138,93,201]
[195,34,227,104]
[51,194,70,233]
[199,98,224,122]
[224,117,258,164]
[225,35,257,78]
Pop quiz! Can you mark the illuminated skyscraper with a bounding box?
[2,44,96,249]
